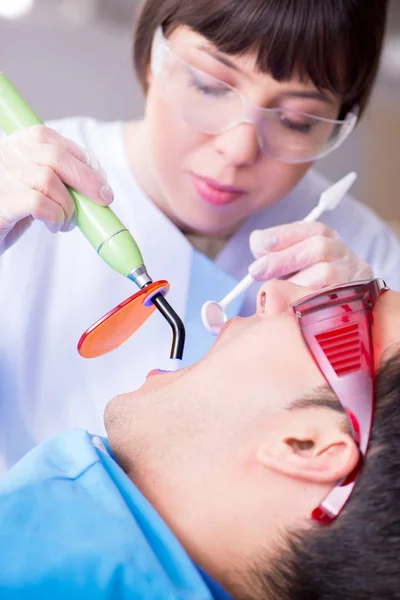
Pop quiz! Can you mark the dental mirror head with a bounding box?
[201,300,227,335]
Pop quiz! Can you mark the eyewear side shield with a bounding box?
[292,278,388,523]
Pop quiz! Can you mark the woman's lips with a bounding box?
[190,173,247,206]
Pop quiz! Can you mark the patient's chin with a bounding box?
[103,392,132,435]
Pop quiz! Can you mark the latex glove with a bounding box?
[249,221,372,290]
[0,125,114,255]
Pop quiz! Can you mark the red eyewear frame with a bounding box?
[292,278,388,524]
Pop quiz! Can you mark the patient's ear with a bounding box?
[256,409,360,485]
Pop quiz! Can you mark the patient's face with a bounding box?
[106,281,400,471]
[105,280,400,582]
[106,281,327,452]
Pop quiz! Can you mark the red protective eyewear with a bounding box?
[292,278,388,524]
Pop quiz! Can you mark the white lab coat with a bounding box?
[0,116,399,470]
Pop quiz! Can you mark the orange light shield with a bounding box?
[78,280,170,358]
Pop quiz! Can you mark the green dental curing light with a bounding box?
[0,73,185,360]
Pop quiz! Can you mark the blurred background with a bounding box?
[0,0,399,224]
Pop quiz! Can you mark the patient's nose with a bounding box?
[256,280,313,316]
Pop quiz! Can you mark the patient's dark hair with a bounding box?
[133,0,388,118]
[244,349,400,600]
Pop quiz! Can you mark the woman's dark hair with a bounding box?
[244,348,400,600]
[133,0,389,118]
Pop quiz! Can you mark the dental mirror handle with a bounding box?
[302,205,324,223]
[219,274,254,309]
[0,73,145,282]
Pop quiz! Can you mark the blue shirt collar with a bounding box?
[101,437,233,600]
[197,567,233,600]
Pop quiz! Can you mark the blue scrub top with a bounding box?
[0,429,232,600]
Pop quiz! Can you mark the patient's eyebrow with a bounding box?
[289,386,343,414]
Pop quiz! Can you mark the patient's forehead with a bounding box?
[373,291,400,366]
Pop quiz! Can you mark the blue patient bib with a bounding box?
[0,429,230,600]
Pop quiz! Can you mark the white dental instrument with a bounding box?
[201,171,358,335]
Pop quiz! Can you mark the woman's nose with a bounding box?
[213,123,261,167]
[256,280,314,316]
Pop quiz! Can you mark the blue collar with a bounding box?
[198,567,233,600]
[102,438,233,600]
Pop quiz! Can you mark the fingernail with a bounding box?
[63,211,77,232]
[100,184,114,204]
[46,220,63,234]
[250,231,263,255]
[249,257,268,279]
[250,230,278,255]
[83,150,101,172]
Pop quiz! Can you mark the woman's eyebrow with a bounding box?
[193,45,337,103]
[282,90,334,105]
[195,44,248,76]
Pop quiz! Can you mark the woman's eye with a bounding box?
[280,115,314,134]
[189,75,229,98]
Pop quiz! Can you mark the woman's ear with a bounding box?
[256,410,360,485]
[145,63,153,89]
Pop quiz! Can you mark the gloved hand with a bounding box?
[249,221,372,289]
[0,125,114,255]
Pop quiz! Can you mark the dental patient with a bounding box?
[1,279,400,600]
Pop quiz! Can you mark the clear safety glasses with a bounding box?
[151,27,358,164]
[292,278,388,523]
